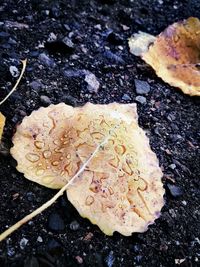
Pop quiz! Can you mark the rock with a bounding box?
[40,95,51,106]
[134,79,150,95]
[19,237,28,250]
[45,37,74,54]
[9,66,19,77]
[75,256,83,264]
[105,251,115,267]
[39,53,55,68]
[103,50,125,64]
[29,80,44,90]
[70,220,80,231]
[85,73,100,93]
[167,184,183,197]
[63,69,87,78]
[169,163,176,170]
[135,96,146,104]
[48,212,65,232]
[122,94,131,101]
[7,247,15,257]
[26,192,35,202]
[37,236,43,243]
[62,95,79,106]
[4,20,29,29]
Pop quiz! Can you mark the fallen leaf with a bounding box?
[129,17,200,96]
[0,112,6,142]
[11,103,164,236]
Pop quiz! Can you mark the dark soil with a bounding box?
[0,0,200,266]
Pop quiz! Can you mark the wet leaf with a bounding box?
[129,17,200,96]
[0,112,6,142]
[11,103,164,236]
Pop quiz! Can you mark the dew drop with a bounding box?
[36,169,45,176]
[26,153,40,162]
[34,141,45,149]
[52,161,59,166]
[53,140,60,145]
[85,195,94,206]
[43,150,52,159]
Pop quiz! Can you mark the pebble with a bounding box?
[37,236,43,243]
[135,96,146,104]
[167,184,183,197]
[7,247,15,257]
[75,256,83,264]
[9,66,19,77]
[169,163,176,170]
[103,50,125,64]
[39,53,55,68]
[62,36,74,49]
[70,220,80,231]
[40,95,51,106]
[19,237,28,250]
[85,73,100,93]
[105,251,115,267]
[134,79,150,95]
[48,212,65,232]
[122,94,131,101]
[29,80,44,90]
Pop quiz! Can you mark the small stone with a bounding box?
[70,220,80,231]
[182,200,187,206]
[48,212,65,232]
[40,95,51,106]
[62,36,74,49]
[29,80,44,90]
[75,256,83,264]
[103,50,125,64]
[169,163,176,170]
[9,66,19,77]
[39,53,55,68]
[7,247,15,257]
[85,73,100,93]
[19,237,28,250]
[105,251,115,267]
[37,236,43,242]
[135,96,146,104]
[167,184,183,197]
[122,94,131,101]
[134,79,150,94]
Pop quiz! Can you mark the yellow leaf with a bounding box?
[0,112,5,142]
[11,103,164,236]
[129,17,200,96]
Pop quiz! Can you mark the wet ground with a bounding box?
[0,0,200,266]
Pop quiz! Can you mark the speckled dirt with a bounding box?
[0,1,200,266]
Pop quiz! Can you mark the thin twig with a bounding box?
[0,59,27,106]
[0,129,114,242]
